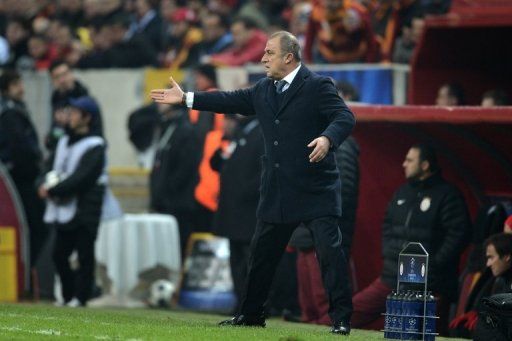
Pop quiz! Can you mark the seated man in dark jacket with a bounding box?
[351,143,471,334]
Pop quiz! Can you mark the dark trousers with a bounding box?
[240,216,353,323]
[229,240,251,312]
[52,226,96,304]
[15,181,48,267]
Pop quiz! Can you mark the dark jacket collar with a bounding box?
[409,171,443,189]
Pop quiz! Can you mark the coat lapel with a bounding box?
[265,80,278,113]
[277,66,308,115]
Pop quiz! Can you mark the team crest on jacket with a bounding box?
[420,197,431,212]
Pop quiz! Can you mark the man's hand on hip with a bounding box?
[150,77,185,105]
[308,136,331,162]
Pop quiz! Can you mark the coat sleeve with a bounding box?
[317,78,356,149]
[193,87,256,116]
[432,188,471,269]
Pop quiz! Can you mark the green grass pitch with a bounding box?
[0,303,467,340]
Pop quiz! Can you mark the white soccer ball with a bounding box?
[148,280,175,308]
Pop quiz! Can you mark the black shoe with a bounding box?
[331,321,350,335]
[218,314,266,327]
[282,309,302,323]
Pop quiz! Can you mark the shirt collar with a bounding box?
[275,64,302,85]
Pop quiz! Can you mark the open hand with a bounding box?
[150,77,184,104]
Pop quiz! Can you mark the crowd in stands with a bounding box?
[0,0,453,71]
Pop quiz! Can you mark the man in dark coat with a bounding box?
[351,143,471,334]
[211,115,264,313]
[0,69,47,269]
[149,104,201,259]
[151,31,355,335]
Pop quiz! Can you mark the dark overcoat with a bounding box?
[193,65,355,223]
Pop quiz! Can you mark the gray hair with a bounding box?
[270,31,301,62]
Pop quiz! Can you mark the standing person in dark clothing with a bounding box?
[149,104,202,260]
[351,143,471,334]
[0,69,47,269]
[151,31,355,335]
[288,135,360,325]
[38,96,106,307]
[47,60,97,152]
[211,115,264,313]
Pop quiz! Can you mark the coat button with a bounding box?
[274,163,280,168]
[273,140,278,146]
[274,119,280,124]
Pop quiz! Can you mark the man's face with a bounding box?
[51,64,75,91]
[202,15,223,42]
[194,72,213,91]
[486,244,511,277]
[402,148,424,180]
[231,22,250,48]
[67,107,90,132]
[261,37,288,80]
[436,85,456,106]
[8,79,24,101]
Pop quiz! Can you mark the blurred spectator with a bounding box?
[3,17,31,69]
[288,0,312,50]
[208,16,267,66]
[481,89,510,107]
[48,20,83,66]
[237,0,269,30]
[105,13,157,68]
[161,7,202,69]
[76,19,112,69]
[39,96,107,308]
[46,60,96,151]
[187,11,233,67]
[0,69,47,270]
[149,103,201,260]
[211,114,264,313]
[56,0,85,31]
[27,34,58,70]
[304,0,377,63]
[189,63,224,147]
[436,83,466,106]
[351,143,471,334]
[450,233,512,337]
[367,0,395,61]
[392,14,424,64]
[128,0,164,52]
[337,80,360,102]
[127,102,160,168]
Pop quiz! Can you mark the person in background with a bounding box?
[208,16,267,66]
[351,143,471,335]
[149,103,201,259]
[481,89,510,107]
[436,83,466,106]
[38,96,106,307]
[450,233,512,337]
[211,114,264,314]
[47,60,95,152]
[0,69,47,273]
[187,11,233,67]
